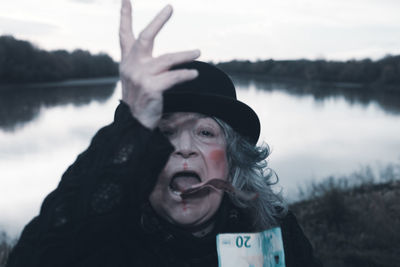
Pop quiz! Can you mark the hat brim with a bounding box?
[163,92,260,144]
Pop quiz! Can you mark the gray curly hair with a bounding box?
[214,118,288,230]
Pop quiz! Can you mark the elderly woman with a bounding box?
[7,1,321,267]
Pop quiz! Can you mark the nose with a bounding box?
[172,131,198,159]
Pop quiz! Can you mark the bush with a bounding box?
[0,35,119,84]
[0,231,14,267]
[292,162,400,267]
[216,55,400,87]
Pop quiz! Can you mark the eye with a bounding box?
[160,128,175,137]
[198,129,215,137]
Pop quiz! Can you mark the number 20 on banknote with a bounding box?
[216,227,285,267]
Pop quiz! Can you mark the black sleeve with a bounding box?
[6,102,174,267]
[280,211,323,267]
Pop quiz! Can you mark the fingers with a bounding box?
[120,0,135,58]
[151,50,201,73]
[153,69,199,92]
[137,5,173,51]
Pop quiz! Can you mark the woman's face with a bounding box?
[149,112,229,228]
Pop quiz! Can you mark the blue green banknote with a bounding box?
[216,227,285,267]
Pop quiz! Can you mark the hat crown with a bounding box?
[167,61,237,100]
[164,61,260,144]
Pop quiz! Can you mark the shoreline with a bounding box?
[0,77,119,91]
[227,72,400,92]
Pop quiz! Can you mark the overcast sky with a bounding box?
[1,0,399,62]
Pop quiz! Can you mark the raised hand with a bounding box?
[119,0,200,129]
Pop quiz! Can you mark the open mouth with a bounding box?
[169,171,202,194]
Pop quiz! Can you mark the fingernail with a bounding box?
[191,70,199,77]
[193,49,201,57]
[164,4,173,13]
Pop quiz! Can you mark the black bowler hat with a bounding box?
[163,61,260,144]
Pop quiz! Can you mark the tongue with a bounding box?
[171,177,201,192]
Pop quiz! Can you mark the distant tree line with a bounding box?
[216,56,400,86]
[0,35,119,84]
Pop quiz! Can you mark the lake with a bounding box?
[1,76,400,237]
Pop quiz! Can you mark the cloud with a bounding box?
[69,0,96,3]
[0,16,58,36]
[69,0,116,4]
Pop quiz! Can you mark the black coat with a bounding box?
[7,103,322,267]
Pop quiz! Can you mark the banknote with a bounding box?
[216,227,285,267]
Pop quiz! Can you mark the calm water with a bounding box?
[1,77,400,237]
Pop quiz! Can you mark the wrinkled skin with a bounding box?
[119,0,200,129]
[149,113,229,228]
[119,1,227,228]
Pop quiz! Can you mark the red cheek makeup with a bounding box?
[209,149,225,162]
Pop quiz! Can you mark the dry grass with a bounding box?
[291,163,400,267]
[0,232,13,267]
[2,163,399,267]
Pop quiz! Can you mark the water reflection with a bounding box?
[1,76,400,238]
[0,80,117,132]
[232,75,400,115]
[2,76,399,133]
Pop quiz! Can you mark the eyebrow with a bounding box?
[160,113,208,124]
